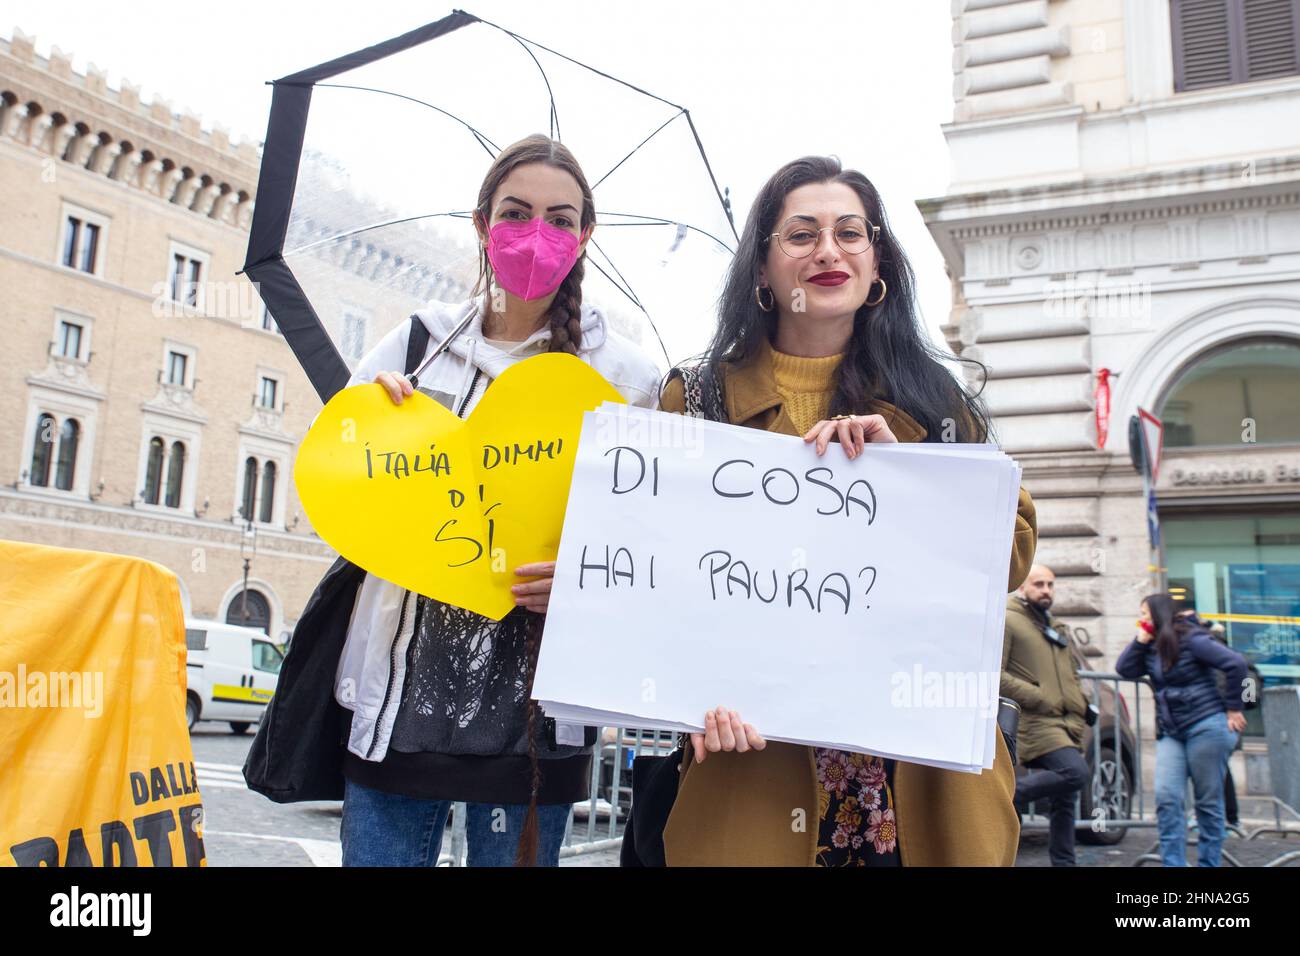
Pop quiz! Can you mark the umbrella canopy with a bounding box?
[243,9,738,403]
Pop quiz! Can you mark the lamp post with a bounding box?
[239,519,258,624]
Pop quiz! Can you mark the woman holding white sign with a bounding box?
[657,155,1037,866]
[332,135,661,866]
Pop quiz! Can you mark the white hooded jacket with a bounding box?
[330,294,662,765]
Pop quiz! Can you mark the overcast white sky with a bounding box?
[5,0,959,350]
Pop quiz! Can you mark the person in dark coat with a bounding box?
[1000,564,1090,866]
[1116,593,1248,866]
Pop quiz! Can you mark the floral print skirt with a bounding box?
[814,748,900,867]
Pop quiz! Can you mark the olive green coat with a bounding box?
[1000,595,1089,765]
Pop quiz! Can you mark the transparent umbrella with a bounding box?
[242,9,738,402]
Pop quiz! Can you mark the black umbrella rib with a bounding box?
[499,33,560,142]
[590,110,684,191]
[587,237,643,311]
[594,213,736,254]
[585,251,671,370]
[469,16,735,246]
[313,83,500,157]
[285,211,475,257]
[469,14,684,111]
[682,109,740,244]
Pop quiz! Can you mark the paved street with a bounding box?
[193,725,1296,868]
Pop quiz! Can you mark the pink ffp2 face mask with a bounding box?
[486,217,583,301]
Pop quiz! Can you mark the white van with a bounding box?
[185,618,283,734]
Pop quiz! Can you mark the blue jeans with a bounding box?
[1155,711,1238,867]
[340,779,572,866]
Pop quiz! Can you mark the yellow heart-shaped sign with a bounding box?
[295,352,625,619]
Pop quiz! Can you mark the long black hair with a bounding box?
[698,156,991,443]
[1144,592,1191,671]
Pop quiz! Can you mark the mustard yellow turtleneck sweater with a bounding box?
[767,341,843,434]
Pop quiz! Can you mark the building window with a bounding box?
[259,461,277,524]
[1172,0,1300,92]
[165,441,186,508]
[167,242,209,309]
[142,435,186,508]
[143,437,165,504]
[54,419,79,491]
[1159,338,1300,447]
[259,376,278,410]
[260,302,281,334]
[57,320,83,359]
[167,351,189,386]
[29,413,56,486]
[1164,510,1300,731]
[61,215,102,274]
[171,253,202,306]
[28,413,80,491]
[239,454,282,526]
[240,456,258,521]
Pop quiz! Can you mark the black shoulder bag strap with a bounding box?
[403,314,431,381]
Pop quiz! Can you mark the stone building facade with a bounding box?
[920,0,1300,752]
[0,28,334,640]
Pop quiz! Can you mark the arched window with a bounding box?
[1159,338,1300,448]
[240,456,258,521]
[54,418,79,491]
[143,437,165,504]
[164,440,185,508]
[227,589,271,634]
[259,461,277,524]
[29,413,56,486]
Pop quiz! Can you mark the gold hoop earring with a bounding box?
[754,285,775,313]
[865,277,888,307]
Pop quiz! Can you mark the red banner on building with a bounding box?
[1095,368,1112,449]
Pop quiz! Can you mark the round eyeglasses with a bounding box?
[769,215,879,259]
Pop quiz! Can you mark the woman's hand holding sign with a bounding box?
[803,413,898,459]
[691,706,767,764]
[375,370,415,405]
[513,562,556,613]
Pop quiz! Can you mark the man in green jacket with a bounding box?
[1001,564,1091,866]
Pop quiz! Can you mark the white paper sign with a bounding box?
[532,405,1021,772]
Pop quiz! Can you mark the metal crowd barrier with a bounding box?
[1018,672,1300,867]
[1016,670,1157,842]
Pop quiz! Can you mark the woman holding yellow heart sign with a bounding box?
[332,135,661,867]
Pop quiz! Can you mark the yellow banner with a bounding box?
[294,352,624,620]
[0,540,205,866]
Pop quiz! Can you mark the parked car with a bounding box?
[184,618,282,734]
